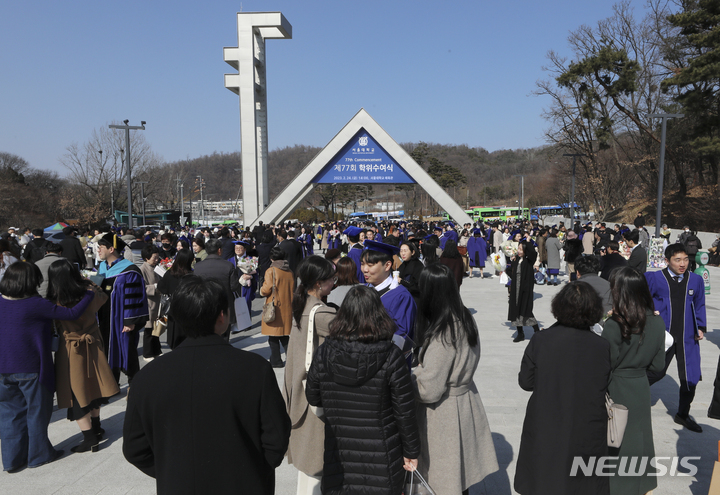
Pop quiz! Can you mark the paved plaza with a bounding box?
[3,265,720,494]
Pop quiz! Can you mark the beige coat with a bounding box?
[259,261,294,336]
[140,261,161,329]
[55,288,120,409]
[412,330,499,494]
[282,295,336,476]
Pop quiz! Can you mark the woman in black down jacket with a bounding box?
[306,285,420,495]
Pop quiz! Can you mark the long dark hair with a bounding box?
[421,236,439,265]
[609,266,655,340]
[329,285,395,342]
[519,240,537,265]
[169,249,194,276]
[441,239,461,259]
[47,258,92,307]
[292,255,336,326]
[416,263,478,362]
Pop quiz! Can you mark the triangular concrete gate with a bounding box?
[253,108,473,227]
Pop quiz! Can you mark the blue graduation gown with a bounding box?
[299,233,314,257]
[232,255,257,312]
[98,258,148,370]
[375,284,416,359]
[467,236,487,267]
[645,269,706,386]
[440,230,458,250]
[346,244,365,283]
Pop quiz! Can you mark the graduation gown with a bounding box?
[467,236,487,267]
[299,234,314,257]
[97,258,149,371]
[346,243,365,284]
[645,269,706,386]
[232,255,257,314]
[377,284,416,359]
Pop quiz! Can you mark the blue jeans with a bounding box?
[0,373,56,470]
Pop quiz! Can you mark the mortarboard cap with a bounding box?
[233,240,252,248]
[98,233,127,252]
[447,222,455,228]
[343,226,364,237]
[363,240,400,256]
[433,226,443,232]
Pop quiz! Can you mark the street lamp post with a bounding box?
[563,153,587,222]
[109,120,146,227]
[513,175,525,220]
[648,113,683,238]
[134,181,148,226]
[196,175,205,226]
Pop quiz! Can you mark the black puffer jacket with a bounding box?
[306,338,420,495]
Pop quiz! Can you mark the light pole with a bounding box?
[196,175,205,226]
[134,181,148,226]
[109,120,146,227]
[563,153,586,222]
[648,113,683,238]
[513,175,525,220]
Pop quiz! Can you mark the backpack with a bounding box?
[686,236,699,255]
[23,240,48,263]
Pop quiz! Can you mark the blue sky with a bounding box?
[0,1,650,175]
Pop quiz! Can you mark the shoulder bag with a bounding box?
[302,304,324,419]
[152,293,172,337]
[606,392,628,448]
[262,268,277,323]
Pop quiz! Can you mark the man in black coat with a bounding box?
[625,229,647,274]
[217,227,236,261]
[59,227,86,269]
[599,241,628,280]
[193,239,241,338]
[277,229,302,273]
[123,277,291,494]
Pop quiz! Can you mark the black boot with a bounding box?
[513,327,525,343]
[533,324,541,334]
[71,429,99,453]
[91,416,104,439]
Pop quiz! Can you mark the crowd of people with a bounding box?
[0,214,715,494]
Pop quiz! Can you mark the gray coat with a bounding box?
[282,296,336,476]
[578,273,612,315]
[545,237,562,270]
[412,331,499,494]
[140,262,161,329]
[36,253,63,298]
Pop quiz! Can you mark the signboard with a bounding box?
[312,129,415,184]
[647,238,667,269]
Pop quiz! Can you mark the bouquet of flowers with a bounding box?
[502,244,517,259]
[237,256,258,275]
[154,258,173,277]
[491,251,507,272]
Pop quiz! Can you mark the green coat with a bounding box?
[601,312,666,495]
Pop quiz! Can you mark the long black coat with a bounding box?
[279,239,302,273]
[59,236,86,269]
[507,258,535,322]
[122,334,291,494]
[306,338,421,495]
[515,325,611,495]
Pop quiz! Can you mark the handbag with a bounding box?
[262,269,277,323]
[153,293,172,337]
[301,304,324,419]
[404,469,436,495]
[606,392,628,448]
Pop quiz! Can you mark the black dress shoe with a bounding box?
[708,409,720,420]
[674,414,703,432]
